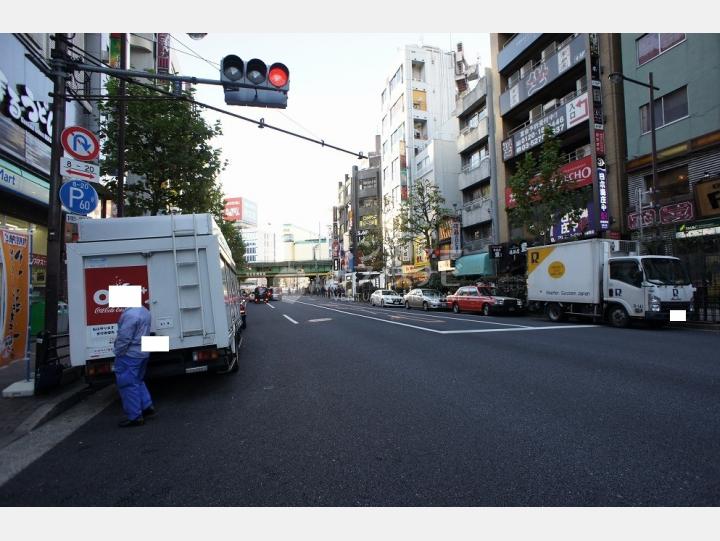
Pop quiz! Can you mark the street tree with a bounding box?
[506,125,589,243]
[398,178,450,273]
[98,78,226,217]
[357,227,384,271]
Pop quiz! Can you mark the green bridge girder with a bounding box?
[240,259,333,279]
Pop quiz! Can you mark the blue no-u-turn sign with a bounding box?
[59,180,98,215]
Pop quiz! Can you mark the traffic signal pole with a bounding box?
[44,33,69,336]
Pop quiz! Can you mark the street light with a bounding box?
[609,71,660,252]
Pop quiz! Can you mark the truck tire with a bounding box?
[608,305,630,328]
[452,303,460,314]
[546,303,566,323]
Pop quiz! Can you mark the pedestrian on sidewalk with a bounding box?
[113,306,155,428]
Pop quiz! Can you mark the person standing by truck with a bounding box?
[114,306,155,427]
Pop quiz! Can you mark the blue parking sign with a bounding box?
[59,180,99,215]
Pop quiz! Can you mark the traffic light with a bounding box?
[220,55,289,109]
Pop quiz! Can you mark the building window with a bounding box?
[391,158,399,181]
[360,178,376,191]
[412,90,427,111]
[390,94,404,124]
[640,86,688,133]
[645,164,689,199]
[381,89,387,109]
[636,33,686,65]
[391,123,405,148]
[382,115,388,135]
[389,64,404,95]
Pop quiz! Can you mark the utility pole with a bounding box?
[116,32,127,217]
[44,33,68,336]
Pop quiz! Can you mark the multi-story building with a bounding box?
[0,33,107,337]
[618,33,720,310]
[378,44,459,280]
[352,138,382,271]
[451,66,500,279]
[490,33,626,276]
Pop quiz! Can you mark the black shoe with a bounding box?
[142,407,157,418]
[118,418,144,428]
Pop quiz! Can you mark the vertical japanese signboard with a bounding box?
[0,229,30,366]
[588,33,610,231]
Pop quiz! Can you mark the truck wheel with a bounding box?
[546,303,566,323]
[452,303,460,314]
[482,304,490,316]
[608,305,630,328]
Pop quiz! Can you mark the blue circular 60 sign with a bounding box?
[59,180,99,215]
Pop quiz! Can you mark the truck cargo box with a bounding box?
[66,214,241,372]
[527,239,605,305]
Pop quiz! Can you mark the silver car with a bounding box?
[370,289,404,307]
[403,289,447,311]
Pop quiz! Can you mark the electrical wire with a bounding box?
[65,41,366,159]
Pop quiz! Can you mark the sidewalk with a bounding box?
[0,348,93,451]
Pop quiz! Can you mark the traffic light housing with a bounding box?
[221,55,289,109]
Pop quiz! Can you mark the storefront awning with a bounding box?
[453,253,493,277]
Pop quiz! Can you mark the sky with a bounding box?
[172,33,491,236]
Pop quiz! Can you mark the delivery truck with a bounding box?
[526,239,694,328]
[66,213,244,382]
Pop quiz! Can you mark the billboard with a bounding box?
[505,155,594,208]
[223,197,258,226]
[502,92,589,161]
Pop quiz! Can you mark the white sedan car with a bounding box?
[370,289,405,307]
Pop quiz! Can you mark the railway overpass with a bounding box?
[239,259,334,287]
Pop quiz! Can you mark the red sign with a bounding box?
[61,126,100,162]
[595,129,606,155]
[505,155,593,208]
[84,266,150,325]
[157,33,171,74]
[223,197,243,222]
[660,200,694,225]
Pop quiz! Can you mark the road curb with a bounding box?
[675,322,720,331]
[0,382,105,451]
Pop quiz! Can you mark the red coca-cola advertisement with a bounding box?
[84,266,150,325]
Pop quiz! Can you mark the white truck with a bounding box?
[527,239,695,327]
[66,213,244,382]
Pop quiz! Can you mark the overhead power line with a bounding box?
[65,41,366,160]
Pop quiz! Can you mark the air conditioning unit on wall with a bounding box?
[529,105,543,122]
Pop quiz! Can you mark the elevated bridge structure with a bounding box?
[240,259,333,286]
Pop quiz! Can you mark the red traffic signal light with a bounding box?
[268,63,289,88]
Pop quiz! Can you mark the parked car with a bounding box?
[270,287,283,301]
[370,289,404,307]
[403,289,447,311]
[446,284,524,316]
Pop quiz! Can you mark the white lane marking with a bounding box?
[283,314,299,325]
[308,318,332,323]
[266,303,276,310]
[315,301,530,328]
[0,385,117,488]
[437,325,599,334]
[294,301,446,333]
[295,301,598,335]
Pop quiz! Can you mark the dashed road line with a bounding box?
[283,314,299,325]
[266,303,276,310]
[308,318,332,323]
[438,325,598,334]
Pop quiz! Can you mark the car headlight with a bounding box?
[517,300,522,306]
[496,299,504,305]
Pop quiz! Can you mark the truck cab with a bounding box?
[605,255,694,327]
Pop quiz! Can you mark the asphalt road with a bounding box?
[1,296,719,506]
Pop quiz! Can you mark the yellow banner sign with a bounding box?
[1,229,30,366]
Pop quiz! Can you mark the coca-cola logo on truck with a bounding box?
[84,266,150,325]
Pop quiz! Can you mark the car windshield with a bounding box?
[421,290,440,297]
[642,258,691,286]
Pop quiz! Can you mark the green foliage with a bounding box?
[98,78,227,217]
[398,178,449,270]
[506,125,589,242]
[357,227,384,271]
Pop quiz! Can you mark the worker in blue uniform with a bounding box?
[114,306,155,427]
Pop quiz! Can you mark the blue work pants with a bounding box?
[115,354,153,421]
